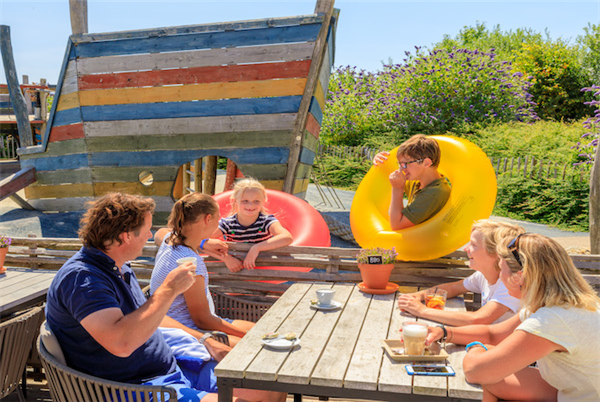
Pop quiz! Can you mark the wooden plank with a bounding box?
[299,147,316,165]
[344,292,395,391]
[25,182,94,199]
[19,153,88,172]
[48,123,85,143]
[77,42,315,75]
[76,24,322,59]
[235,164,287,181]
[318,44,332,100]
[84,114,296,137]
[34,168,92,186]
[0,167,36,201]
[442,298,484,400]
[215,282,312,379]
[283,0,333,193]
[56,92,80,111]
[308,96,323,124]
[0,25,33,146]
[314,80,326,111]
[79,78,307,106]
[61,61,78,95]
[90,166,178,184]
[85,131,292,153]
[26,197,93,211]
[93,181,173,197]
[310,286,370,387]
[69,0,88,35]
[73,15,323,44]
[245,283,321,381]
[293,178,310,194]
[41,40,76,152]
[80,96,302,121]
[378,292,414,394]
[37,138,87,157]
[79,60,311,90]
[303,129,319,153]
[276,283,354,384]
[305,110,321,139]
[52,108,83,127]
[87,147,289,167]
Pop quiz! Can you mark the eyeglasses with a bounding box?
[507,233,524,268]
[397,159,423,169]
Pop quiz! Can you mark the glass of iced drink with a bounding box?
[425,288,447,310]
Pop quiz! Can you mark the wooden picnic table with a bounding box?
[0,267,56,318]
[215,282,483,402]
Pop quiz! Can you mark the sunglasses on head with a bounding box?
[507,233,525,268]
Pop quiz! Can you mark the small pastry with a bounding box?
[284,332,297,341]
[262,332,279,340]
[310,299,319,305]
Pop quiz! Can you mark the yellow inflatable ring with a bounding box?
[350,135,497,261]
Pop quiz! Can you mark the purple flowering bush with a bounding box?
[575,85,600,164]
[322,47,537,145]
[0,235,11,248]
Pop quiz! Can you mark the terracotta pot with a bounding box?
[358,263,394,289]
[0,247,7,275]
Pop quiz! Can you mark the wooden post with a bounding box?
[69,0,88,35]
[224,159,238,191]
[283,0,335,193]
[0,25,34,147]
[204,156,217,195]
[182,162,191,195]
[22,74,28,85]
[194,158,203,193]
[591,143,600,254]
[523,156,529,177]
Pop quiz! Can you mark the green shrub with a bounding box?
[577,23,600,84]
[494,174,589,231]
[313,153,371,190]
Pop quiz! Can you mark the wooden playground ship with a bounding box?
[1,0,338,223]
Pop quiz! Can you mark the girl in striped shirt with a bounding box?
[214,179,293,272]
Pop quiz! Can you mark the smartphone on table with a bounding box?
[405,364,455,376]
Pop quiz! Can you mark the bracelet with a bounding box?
[199,332,214,345]
[465,341,488,352]
[437,324,448,341]
[199,239,209,250]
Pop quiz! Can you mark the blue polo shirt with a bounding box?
[45,246,176,383]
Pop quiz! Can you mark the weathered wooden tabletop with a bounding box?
[215,282,483,402]
[0,267,56,318]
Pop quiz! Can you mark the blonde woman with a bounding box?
[398,220,523,325]
[427,233,600,402]
[214,178,293,272]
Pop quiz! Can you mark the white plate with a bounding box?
[261,337,301,350]
[310,300,342,310]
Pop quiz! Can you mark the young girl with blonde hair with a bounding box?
[151,192,254,346]
[398,219,522,325]
[426,233,600,402]
[214,178,293,272]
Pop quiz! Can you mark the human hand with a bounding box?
[373,151,390,166]
[204,337,232,362]
[162,262,196,295]
[224,255,244,273]
[425,325,444,346]
[397,294,425,316]
[403,291,425,302]
[389,169,407,188]
[243,246,260,270]
[202,239,228,258]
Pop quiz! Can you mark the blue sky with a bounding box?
[0,0,598,85]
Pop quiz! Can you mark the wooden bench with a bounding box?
[5,236,599,305]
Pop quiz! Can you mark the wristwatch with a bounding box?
[199,332,214,345]
[437,324,448,341]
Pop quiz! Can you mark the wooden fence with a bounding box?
[5,237,599,300]
[317,144,591,182]
[0,135,17,159]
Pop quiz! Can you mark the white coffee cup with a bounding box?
[316,289,335,306]
[402,321,428,356]
[176,257,197,268]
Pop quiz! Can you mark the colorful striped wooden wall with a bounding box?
[18,4,338,222]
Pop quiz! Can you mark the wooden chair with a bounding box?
[37,333,176,402]
[0,306,45,402]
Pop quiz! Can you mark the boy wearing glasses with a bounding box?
[373,134,451,230]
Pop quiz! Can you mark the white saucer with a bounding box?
[261,337,301,350]
[310,300,342,310]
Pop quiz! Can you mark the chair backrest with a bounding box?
[0,306,45,400]
[37,336,177,402]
